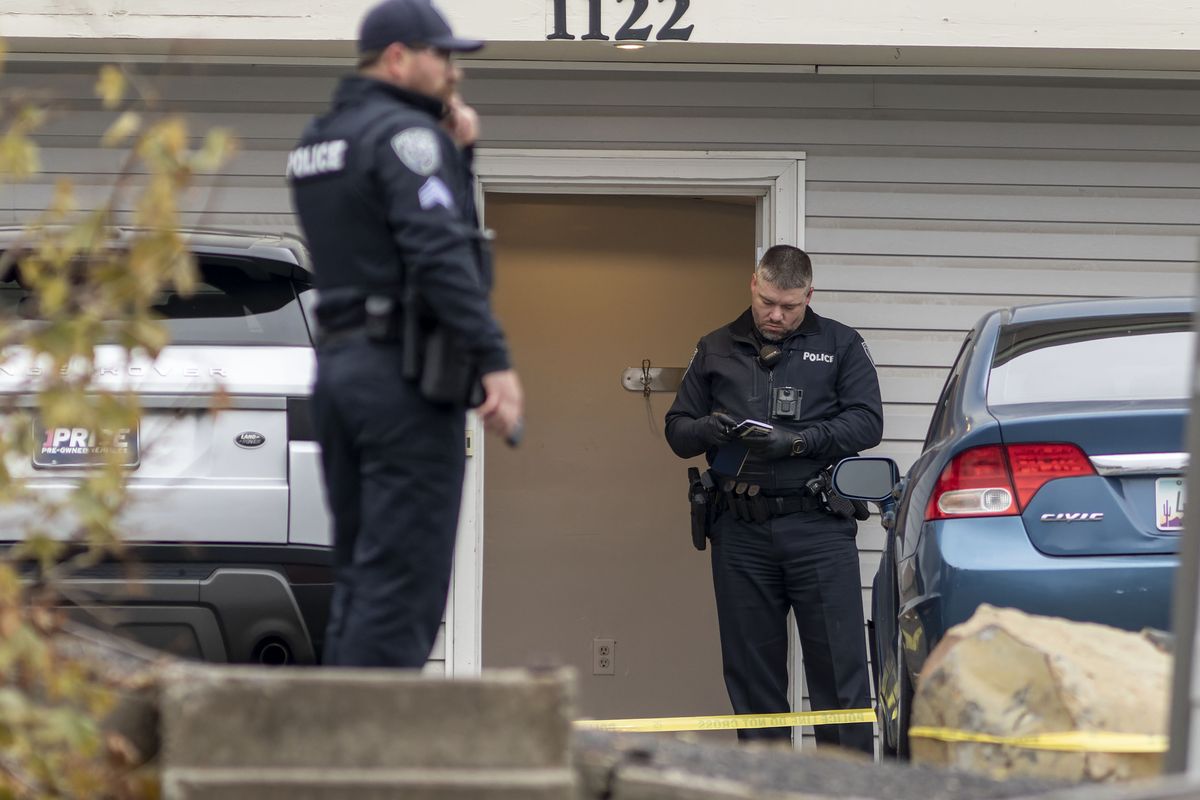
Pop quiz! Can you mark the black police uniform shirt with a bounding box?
[665,307,883,492]
[287,75,510,376]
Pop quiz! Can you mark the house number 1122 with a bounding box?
[547,0,695,42]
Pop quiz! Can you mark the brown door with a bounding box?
[483,193,755,730]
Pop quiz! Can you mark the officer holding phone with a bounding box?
[665,245,883,753]
[288,0,523,668]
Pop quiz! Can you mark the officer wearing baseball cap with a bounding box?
[288,0,523,668]
[357,0,485,53]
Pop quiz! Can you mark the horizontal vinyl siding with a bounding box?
[8,63,1200,690]
[462,71,1198,717]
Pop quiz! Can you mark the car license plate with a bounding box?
[1156,476,1185,531]
[32,422,140,469]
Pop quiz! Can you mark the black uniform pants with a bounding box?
[312,336,466,668]
[710,508,873,754]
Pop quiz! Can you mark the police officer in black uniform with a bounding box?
[666,245,882,752]
[287,0,523,668]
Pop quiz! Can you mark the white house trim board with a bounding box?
[5,0,1200,56]
[476,149,804,247]
[447,413,486,676]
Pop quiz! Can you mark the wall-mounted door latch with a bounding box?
[622,359,686,395]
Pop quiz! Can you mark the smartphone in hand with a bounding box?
[731,418,774,438]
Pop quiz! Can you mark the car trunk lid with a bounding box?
[992,403,1186,556]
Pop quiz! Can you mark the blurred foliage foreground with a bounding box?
[0,46,236,798]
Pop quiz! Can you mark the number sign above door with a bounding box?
[548,0,695,42]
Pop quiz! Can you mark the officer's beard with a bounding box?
[755,314,804,342]
[756,324,786,343]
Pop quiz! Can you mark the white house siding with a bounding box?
[4,61,1198,682]
[459,69,1200,549]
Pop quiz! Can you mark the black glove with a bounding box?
[699,412,739,447]
[667,412,739,459]
[742,427,807,460]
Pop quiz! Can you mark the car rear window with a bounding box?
[0,256,313,347]
[987,313,1194,406]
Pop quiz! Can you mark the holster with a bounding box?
[400,287,485,408]
[806,468,872,521]
[687,467,717,551]
[827,491,871,521]
[824,485,858,520]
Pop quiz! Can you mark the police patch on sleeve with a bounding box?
[861,340,876,367]
[391,128,442,176]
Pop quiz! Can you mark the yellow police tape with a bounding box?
[574,708,877,733]
[575,712,1169,753]
[908,726,1168,754]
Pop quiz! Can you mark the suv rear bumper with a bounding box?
[17,544,333,664]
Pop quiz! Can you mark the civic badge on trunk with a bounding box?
[235,432,266,449]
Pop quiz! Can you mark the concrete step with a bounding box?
[613,767,758,799]
[160,666,574,771]
[163,767,577,800]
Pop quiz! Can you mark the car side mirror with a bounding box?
[831,457,900,501]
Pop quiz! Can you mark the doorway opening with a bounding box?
[481,193,756,727]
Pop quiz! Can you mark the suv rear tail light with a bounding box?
[926,443,1094,521]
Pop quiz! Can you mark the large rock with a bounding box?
[911,604,1167,782]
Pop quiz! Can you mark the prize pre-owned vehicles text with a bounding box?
[0,228,332,665]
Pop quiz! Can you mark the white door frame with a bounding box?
[446,148,806,724]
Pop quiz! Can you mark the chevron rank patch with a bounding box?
[418,176,455,211]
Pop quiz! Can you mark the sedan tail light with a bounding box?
[926,443,1094,521]
[1005,443,1095,508]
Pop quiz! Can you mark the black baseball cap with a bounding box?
[358,0,484,54]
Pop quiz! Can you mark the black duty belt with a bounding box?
[764,494,824,515]
[316,325,375,349]
[718,481,825,523]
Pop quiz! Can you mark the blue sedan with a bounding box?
[832,297,1192,758]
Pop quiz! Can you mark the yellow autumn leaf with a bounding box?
[0,134,41,179]
[134,175,179,228]
[94,65,126,109]
[171,250,198,295]
[49,179,77,218]
[152,117,188,160]
[191,127,237,172]
[0,567,21,607]
[37,274,69,316]
[15,106,46,132]
[39,388,89,430]
[101,111,141,147]
[126,317,170,354]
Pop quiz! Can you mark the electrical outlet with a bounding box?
[593,638,616,676]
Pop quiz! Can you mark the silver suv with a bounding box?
[0,228,331,665]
